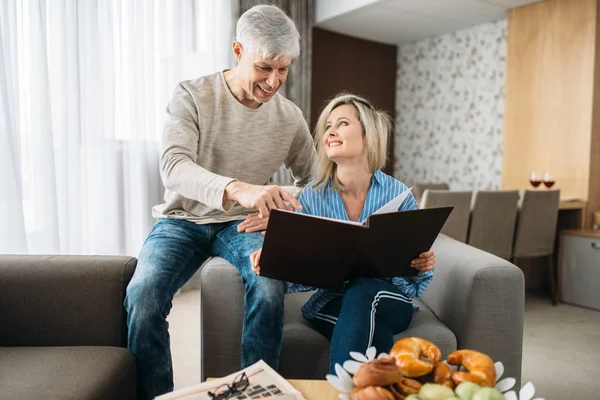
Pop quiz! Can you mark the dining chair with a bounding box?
[511,189,561,304]
[467,190,519,260]
[413,183,450,205]
[421,190,472,243]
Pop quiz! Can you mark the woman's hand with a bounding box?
[238,213,269,234]
[411,250,435,272]
[250,248,263,275]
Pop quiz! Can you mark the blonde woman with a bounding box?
[250,93,435,373]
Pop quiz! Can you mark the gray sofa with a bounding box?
[0,255,137,400]
[200,234,525,386]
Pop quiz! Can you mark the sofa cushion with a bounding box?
[0,346,136,400]
[278,292,457,379]
[405,299,457,357]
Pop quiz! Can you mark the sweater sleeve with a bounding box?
[160,83,236,211]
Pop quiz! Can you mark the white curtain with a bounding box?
[0,0,235,256]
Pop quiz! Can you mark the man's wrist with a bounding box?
[224,180,244,202]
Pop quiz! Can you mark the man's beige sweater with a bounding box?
[152,71,316,224]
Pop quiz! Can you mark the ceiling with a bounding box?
[315,0,543,45]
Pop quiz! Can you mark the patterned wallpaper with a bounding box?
[394,19,507,190]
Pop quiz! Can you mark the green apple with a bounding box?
[419,383,457,400]
[454,382,482,400]
[472,387,505,400]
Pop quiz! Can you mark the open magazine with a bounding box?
[156,360,305,400]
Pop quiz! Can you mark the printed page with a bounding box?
[367,187,413,219]
[156,360,305,400]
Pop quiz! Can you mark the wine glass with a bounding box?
[543,171,555,189]
[529,171,542,188]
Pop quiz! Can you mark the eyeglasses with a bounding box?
[208,372,249,399]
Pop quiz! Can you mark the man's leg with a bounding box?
[213,222,285,370]
[125,219,211,400]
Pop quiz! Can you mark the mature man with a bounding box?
[124,5,316,399]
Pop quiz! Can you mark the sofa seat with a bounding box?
[278,292,457,378]
[0,346,136,400]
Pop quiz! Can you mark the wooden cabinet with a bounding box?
[559,230,600,310]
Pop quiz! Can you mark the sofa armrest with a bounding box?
[424,235,525,385]
[200,257,245,380]
[0,255,136,347]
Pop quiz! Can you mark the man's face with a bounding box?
[234,42,291,105]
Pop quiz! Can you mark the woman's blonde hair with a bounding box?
[312,93,391,191]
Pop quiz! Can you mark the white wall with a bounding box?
[394,19,507,190]
[315,0,380,23]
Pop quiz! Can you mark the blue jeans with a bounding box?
[305,277,413,374]
[124,218,285,400]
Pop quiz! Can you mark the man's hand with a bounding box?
[238,213,269,234]
[250,248,262,275]
[411,250,435,272]
[224,182,302,218]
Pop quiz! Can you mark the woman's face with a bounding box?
[322,104,366,164]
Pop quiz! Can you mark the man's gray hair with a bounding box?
[236,5,300,60]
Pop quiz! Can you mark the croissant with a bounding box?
[446,349,496,387]
[389,337,442,377]
[350,386,395,400]
[432,362,455,389]
[353,357,404,388]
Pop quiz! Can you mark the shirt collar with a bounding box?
[371,170,385,187]
[326,170,384,191]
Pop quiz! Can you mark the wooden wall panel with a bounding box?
[503,0,596,200]
[588,0,600,224]
[311,28,397,175]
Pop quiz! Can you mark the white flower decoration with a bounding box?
[343,346,389,374]
[326,346,386,400]
[327,346,545,400]
[495,362,544,400]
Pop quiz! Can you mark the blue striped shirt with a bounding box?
[286,170,434,319]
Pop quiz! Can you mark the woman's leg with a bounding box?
[305,297,343,343]
[329,277,413,373]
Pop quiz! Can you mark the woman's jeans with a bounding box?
[124,218,284,400]
[305,277,413,374]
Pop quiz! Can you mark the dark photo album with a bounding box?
[259,188,453,290]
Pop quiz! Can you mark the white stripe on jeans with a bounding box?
[314,313,337,325]
[316,312,338,321]
[367,291,412,348]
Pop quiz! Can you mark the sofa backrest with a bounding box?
[0,255,136,347]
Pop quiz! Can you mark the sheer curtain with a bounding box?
[0,0,235,256]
